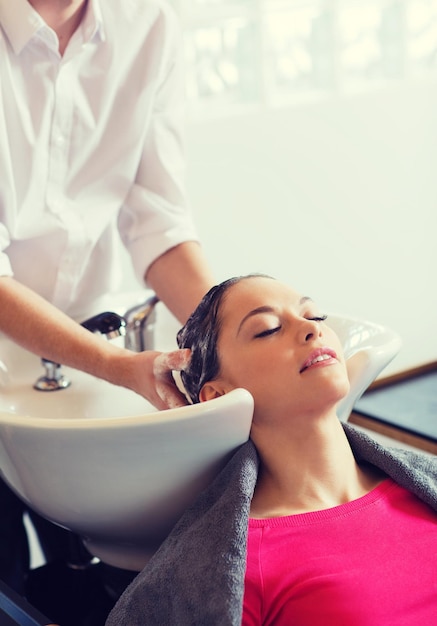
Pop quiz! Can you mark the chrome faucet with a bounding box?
[33,359,72,391]
[33,296,160,391]
[34,311,127,391]
[123,294,159,352]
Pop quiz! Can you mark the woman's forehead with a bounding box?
[223,277,303,314]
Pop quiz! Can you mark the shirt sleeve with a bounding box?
[118,5,199,284]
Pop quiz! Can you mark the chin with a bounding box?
[320,376,350,409]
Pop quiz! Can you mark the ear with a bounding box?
[199,381,229,403]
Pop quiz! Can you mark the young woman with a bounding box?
[106,275,437,626]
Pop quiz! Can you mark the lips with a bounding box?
[300,347,338,373]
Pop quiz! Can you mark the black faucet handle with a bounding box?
[81,312,127,339]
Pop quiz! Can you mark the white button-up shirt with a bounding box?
[0,0,198,318]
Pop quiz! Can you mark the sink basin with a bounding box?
[0,327,254,571]
[0,309,401,571]
[0,339,155,420]
[327,314,402,421]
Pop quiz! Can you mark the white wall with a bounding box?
[182,80,437,376]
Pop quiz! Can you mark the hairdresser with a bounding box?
[0,0,214,594]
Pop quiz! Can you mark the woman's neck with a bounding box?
[29,0,88,55]
[250,413,384,518]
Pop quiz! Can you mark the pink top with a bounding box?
[243,479,437,625]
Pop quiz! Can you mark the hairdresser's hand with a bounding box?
[118,348,191,410]
[152,349,191,409]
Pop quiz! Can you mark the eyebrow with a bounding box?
[237,296,313,335]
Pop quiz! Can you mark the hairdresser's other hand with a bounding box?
[119,348,190,410]
[153,349,191,409]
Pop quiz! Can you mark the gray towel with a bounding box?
[344,424,437,510]
[106,424,437,625]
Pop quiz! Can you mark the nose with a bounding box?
[300,318,322,343]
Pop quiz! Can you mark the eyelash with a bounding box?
[254,327,280,338]
[311,315,328,322]
[254,315,328,338]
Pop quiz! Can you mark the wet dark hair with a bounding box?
[177,274,272,404]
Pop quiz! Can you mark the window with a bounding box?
[170,0,437,116]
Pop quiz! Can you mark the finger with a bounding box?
[153,349,191,378]
[155,379,189,409]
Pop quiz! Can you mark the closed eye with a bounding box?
[254,326,281,338]
[308,315,328,322]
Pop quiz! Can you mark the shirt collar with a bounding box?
[0,0,44,54]
[82,0,106,46]
[0,0,105,55]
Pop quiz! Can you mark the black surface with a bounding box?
[354,371,437,441]
[0,578,52,626]
[25,560,114,626]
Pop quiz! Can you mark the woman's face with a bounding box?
[200,277,350,423]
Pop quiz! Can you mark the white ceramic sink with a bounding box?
[0,340,154,419]
[0,311,401,571]
[327,315,402,421]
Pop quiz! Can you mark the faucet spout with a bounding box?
[124,295,159,352]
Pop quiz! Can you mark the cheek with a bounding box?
[234,362,290,413]
[219,351,277,397]
[242,347,283,376]
[225,362,263,390]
